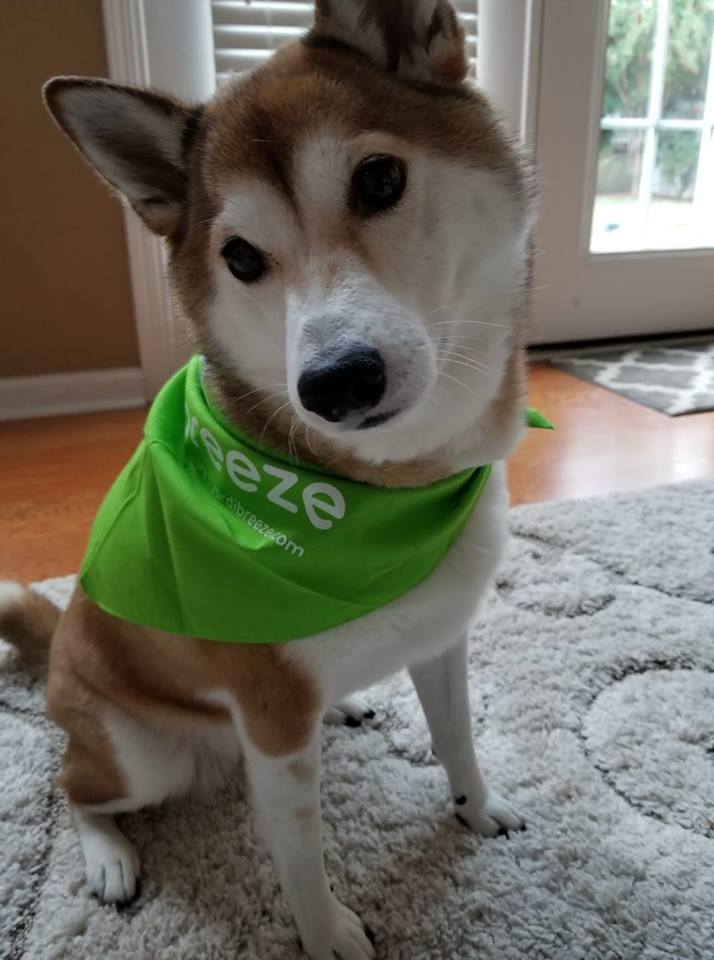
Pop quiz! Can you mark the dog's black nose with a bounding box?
[298,348,387,423]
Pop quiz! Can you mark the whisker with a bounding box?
[438,370,478,399]
[230,382,287,405]
[243,385,289,419]
[437,344,488,364]
[437,342,486,358]
[436,354,490,376]
[243,394,282,418]
[302,424,321,461]
[258,399,293,446]
[444,334,489,343]
[422,300,472,319]
[431,319,510,330]
[288,417,299,463]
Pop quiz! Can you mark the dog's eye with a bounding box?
[221,238,267,283]
[351,155,407,214]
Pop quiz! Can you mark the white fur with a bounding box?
[290,461,510,703]
[243,730,375,960]
[409,635,525,836]
[0,581,24,611]
[74,807,140,904]
[84,708,242,816]
[211,180,300,395]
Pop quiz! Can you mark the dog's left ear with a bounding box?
[310,0,468,83]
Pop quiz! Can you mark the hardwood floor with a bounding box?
[1,362,713,583]
[510,363,714,504]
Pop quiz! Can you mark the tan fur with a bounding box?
[48,664,127,806]
[487,346,527,436]
[46,586,320,806]
[205,42,526,201]
[0,584,60,677]
[426,12,469,84]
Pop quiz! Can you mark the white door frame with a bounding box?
[102,0,541,394]
[477,0,544,146]
[101,0,215,397]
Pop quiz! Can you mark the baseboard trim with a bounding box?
[528,329,714,362]
[0,367,147,421]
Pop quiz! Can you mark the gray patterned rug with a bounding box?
[549,341,714,415]
[2,480,714,959]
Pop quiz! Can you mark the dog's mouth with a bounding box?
[295,404,405,436]
[356,408,402,430]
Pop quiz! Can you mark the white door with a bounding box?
[530,0,714,344]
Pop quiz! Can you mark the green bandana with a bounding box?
[80,356,551,644]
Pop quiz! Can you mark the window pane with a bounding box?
[662,0,714,119]
[603,0,658,118]
[591,129,646,252]
[654,129,699,201]
[648,129,705,247]
[591,0,714,253]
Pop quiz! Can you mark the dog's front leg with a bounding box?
[243,729,375,960]
[410,636,525,837]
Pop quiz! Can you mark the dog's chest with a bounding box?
[292,462,510,702]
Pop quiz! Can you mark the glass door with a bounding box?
[530,0,714,343]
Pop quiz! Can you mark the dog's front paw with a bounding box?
[300,897,375,960]
[323,697,376,728]
[84,831,140,903]
[454,790,526,838]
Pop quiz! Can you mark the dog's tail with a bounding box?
[0,581,60,676]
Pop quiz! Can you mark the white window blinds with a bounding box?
[211,1,478,84]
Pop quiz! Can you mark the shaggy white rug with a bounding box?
[2,480,713,960]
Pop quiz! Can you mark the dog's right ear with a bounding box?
[310,0,468,84]
[43,77,201,237]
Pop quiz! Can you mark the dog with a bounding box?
[0,2,535,956]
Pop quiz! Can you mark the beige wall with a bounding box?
[0,0,139,378]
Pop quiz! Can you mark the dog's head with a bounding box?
[44,0,533,467]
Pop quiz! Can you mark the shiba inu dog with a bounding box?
[0,2,536,956]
